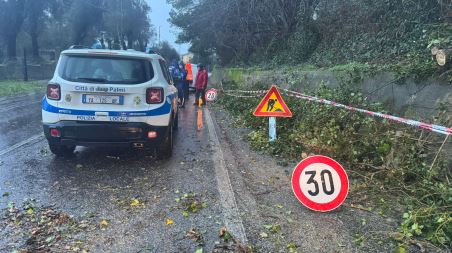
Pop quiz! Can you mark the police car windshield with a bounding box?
[59,55,154,84]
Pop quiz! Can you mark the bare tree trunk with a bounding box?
[74,32,86,45]
[31,32,40,61]
[138,40,144,52]
[5,0,25,61]
[121,35,127,50]
[7,35,18,61]
[127,34,134,50]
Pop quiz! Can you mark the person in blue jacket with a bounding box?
[169,60,187,108]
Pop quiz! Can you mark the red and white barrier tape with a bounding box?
[222,93,263,98]
[281,89,451,136]
[221,88,451,136]
[223,89,267,94]
[221,89,266,98]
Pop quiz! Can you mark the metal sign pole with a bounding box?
[269,117,276,142]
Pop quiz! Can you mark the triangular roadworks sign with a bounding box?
[253,85,293,117]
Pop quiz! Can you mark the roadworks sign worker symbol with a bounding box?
[253,85,293,117]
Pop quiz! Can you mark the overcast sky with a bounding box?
[148,0,190,54]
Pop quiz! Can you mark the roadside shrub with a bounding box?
[218,81,451,248]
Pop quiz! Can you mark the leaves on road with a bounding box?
[263,224,281,234]
[214,228,253,253]
[219,227,232,241]
[175,192,208,216]
[186,228,199,239]
[130,198,143,208]
[0,200,94,252]
[100,219,109,227]
[287,242,299,253]
[165,218,174,225]
[186,228,203,243]
[39,148,49,156]
[259,232,268,238]
[274,204,283,209]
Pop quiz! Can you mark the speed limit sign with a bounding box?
[205,89,218,102]
[291,155,349,212]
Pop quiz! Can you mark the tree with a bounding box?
[24,0,56,61]
[123,0,152,50]
[169,0,449,66]
[103,0,153,50]
[0,0,155,64]
[155,41,179,62]
[67,0,104,45]
[169,0,308,64]
[0,0,25,61]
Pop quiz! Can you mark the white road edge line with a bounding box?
[204,108,248,244]
[0,92,41,103]
[0,134,44,157]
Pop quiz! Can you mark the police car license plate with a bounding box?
[82,94,123,105]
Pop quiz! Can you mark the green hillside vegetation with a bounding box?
[217,79,451,249]
[170,0,452,82]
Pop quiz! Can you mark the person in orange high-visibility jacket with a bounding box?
[185,63,193,82]
[184,63,193,102]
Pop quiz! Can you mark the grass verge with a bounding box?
[0,80,46,97]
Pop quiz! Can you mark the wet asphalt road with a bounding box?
[0,93,43,151]
[1,92,444,253]
[0,93,229,252]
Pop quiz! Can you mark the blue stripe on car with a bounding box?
[42,97,172,117]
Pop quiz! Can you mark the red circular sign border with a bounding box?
[291,155,349,212]
[205,89,218,102]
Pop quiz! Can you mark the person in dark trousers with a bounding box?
[194,64,208,106]
[179,61,190,105]
[169,59,187,108]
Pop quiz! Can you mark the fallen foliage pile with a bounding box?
[1,200,94,252]
[218,81,451,249]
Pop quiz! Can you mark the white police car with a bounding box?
[42,47,178,158]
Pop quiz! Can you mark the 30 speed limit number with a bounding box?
[291,155,349,212]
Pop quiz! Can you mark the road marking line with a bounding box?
[0,100,41,112]
[0,92,41,103]
[204,108,248,243]
[0,134,44,156]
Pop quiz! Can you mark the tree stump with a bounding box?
[436,49,452,67]
[431,46,439,56]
